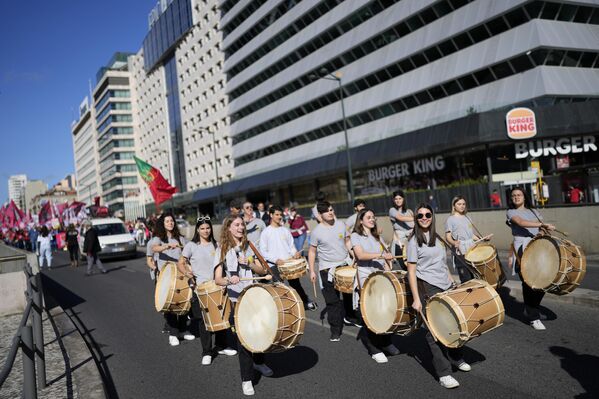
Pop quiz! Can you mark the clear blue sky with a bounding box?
[0,0,152,204]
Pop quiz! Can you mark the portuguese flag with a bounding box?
[134,156,177,205]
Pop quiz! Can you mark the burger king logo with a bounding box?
[506,107,537,140]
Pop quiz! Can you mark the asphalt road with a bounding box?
[41,251,599,399]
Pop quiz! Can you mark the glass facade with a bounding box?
[142,0,193,72]
[165,55,186,191]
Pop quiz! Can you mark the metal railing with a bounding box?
[0,262,46,399]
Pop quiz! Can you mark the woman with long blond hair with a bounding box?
[213,215,270,396]
[445,196,483,283]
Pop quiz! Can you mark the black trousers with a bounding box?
[271,265,311,304]
[342,293,356,320]
[319,270,344,336]
[230,302,265,381]
[164,312,188,336]
[516,246,545,320]
[419,280,464,378]
[357,311,391,355]
[453,255,474,283]
[68,244,79,262]
[189,296,228,356]
[393,243,408,271]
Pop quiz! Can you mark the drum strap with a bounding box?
[434,234,482,280]
[465,215,484,240]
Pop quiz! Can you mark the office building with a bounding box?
[8,174,27,209]
[23,180,48,213]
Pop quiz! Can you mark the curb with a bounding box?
[48,306,106,398]
[499,280,599,309]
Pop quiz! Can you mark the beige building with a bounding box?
[23,180,48,213]
[30,188,77,214]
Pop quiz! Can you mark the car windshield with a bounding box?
[95,223,127,236]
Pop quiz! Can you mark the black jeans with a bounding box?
[164,312,188,336]
[419,280,464,378]
[230,302,265,381]
[68,244,79,262]
[516,247,545,320]
[357,311,391,355]
[270,265,311,304]
[189,296,228,356]
[319,270,344,337]
[453,255,474,283]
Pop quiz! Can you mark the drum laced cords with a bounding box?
[448,286,502,338]
[548,239,584,293]
[273,290,304,351]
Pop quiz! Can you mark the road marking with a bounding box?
[304,315,359,338]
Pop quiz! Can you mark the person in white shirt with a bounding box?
[242,201,266,246]
[259,205,317,311]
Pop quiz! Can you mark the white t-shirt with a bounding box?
[37,236,52,247]
[259,225,296,264]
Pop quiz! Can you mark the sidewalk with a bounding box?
[0,312,75,399]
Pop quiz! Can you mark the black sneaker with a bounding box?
[330,334,341,342]
[344,317,362,328]
[305,301,318,311]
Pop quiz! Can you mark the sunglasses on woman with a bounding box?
[416,212,432,220]
[197,216,211,222]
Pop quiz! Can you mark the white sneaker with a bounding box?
[201,355,212,365]
[439,375,460,389]
[168,336,180,346]
[183,334,195,341]
[253,363,273,377]
[371,352,388,363]
[457,362,471,372]
[218,347,238,356]
[242,381,255,396]
[530,319,546,330]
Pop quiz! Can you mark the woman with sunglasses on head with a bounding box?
[178,215,237,366]
[445,196,484,283]
[150,212,192,347]
[507,187,555,330]
[213,215,270,396]
[388,190,413,270]
[407,204,470,389]
[351,209,399,364]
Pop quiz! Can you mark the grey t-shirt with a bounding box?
[445,215,475,254]
[245,217,266,245]
[407,232,452,290]
[213,245,255,302]
[350,232,386,269]
[389,207,414,232]
[146,237,158,257]
[345,213,358,234]
[506,208,542,237]
[154,236,188,271]
[182,241,217,284]
[310,220,349,270]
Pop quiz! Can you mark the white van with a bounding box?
[79,218,137,259]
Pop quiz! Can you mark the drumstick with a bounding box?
[375,255,405,260]
[418,310,437,342]
[248,241,274,276]
[473,234,494,244]
[239,275,272,282]
[312,279,318,299]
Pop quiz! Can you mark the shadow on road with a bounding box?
[498,286,557,325]
[41,273,120,399]
[550,346,599,398]
[264,345,319,378]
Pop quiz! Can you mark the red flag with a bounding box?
[38,201,53,225]
[4,200,25,229]
[134,156,177,205]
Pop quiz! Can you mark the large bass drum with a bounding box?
[426,279,504,348]
[235,283,305,353]
[154,262,192,315]
[521,235,586,295]
[360,271,415,335]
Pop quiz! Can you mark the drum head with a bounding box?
[155,263,174,310]
[336,267,356,277]
[465,245,495,262]
[427,298,461,347]
[236,286,278,352]
[362,274,398,333]
[522,238,560,289]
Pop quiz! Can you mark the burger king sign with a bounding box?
[506,107,537,140]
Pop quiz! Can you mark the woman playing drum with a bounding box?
[445,196,484,283]
[178,216,237,366]
[388,190,413,270]
[351,209,399,363]
[150,213,192,347]
[213,215,270,396]
[407,204,471,389]
[506,187,555,330]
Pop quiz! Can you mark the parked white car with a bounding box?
[79,218,137,259]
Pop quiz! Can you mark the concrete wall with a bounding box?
[0,244,30,316]
[204,206,598,254]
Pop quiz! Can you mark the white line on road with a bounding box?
[304,315,359,338]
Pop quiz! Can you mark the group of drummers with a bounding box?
[146,187,586,395]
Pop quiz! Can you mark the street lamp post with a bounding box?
[310,69,355,204]
[194,127,221,219]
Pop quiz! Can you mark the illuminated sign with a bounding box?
[506,108,537,140]
[515,136,597,159]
